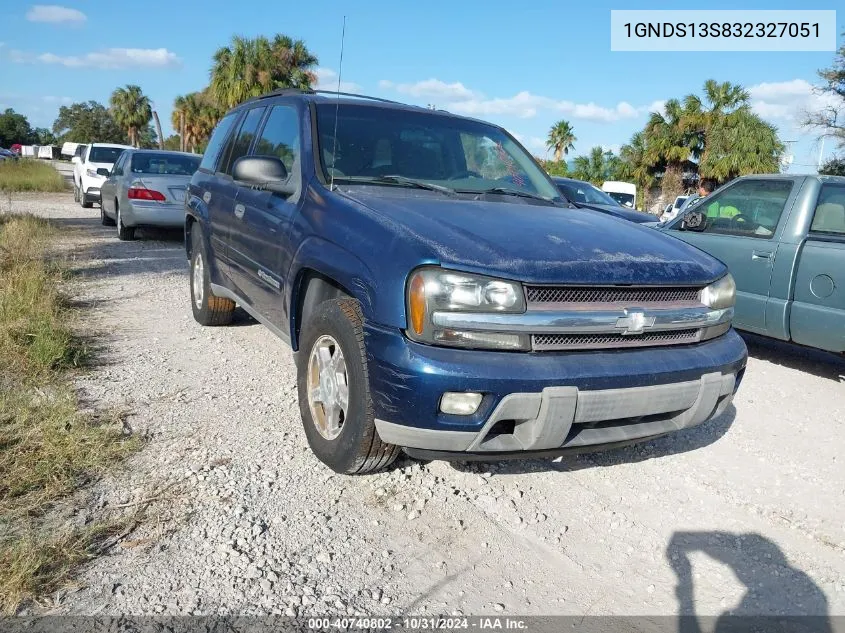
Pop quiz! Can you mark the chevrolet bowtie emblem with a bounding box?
[615,311,656,335]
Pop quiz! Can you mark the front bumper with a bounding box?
[365,324,747,455]
[82,186,101,200]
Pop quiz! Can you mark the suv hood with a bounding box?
[346,191,725,286]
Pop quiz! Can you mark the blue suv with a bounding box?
[185,89,747,474]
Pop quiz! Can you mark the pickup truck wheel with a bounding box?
[189,227,234,326]
[297,298,399,474]
[80,188,93,209]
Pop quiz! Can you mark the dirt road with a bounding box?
[12,192,845,618]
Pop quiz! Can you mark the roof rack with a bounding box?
[244,88,418,108]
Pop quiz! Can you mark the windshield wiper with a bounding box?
[471,187,557,204]
[333,175,457,197]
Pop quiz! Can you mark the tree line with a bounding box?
[0,34,319,154]
[541,80,785,208]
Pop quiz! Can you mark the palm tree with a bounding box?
[700,109,784,180]
[618,132,656,209]
[546,120,577,162]
[644,99,694,201]
[171,90,224,153]
[109,85,152,148]
[571,147,613,185]
[210,34,318,109]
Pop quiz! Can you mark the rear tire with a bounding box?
[101,203,115,226]
[190,226,234,326]
[116,204,135,241]
[297,298,399,474]
[73,182,80,203]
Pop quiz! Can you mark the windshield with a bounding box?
[89,146,125,164]
[674,196,689,209]
[130,153,201,176]
[314,103,562,201]
[554,179,621,206]
[606,191,635,207]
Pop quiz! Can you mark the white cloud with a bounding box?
[42,95,73,104]
[314,68,362,94]
[748,79,839,131]
[12,47,181,69]
[379,79,651,123]
[380,78,477,101]
[26,5,86,24]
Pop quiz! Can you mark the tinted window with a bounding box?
[89,146,125,164]
[222,107,266,175]
[810,184,845,235]
[253,105,299,172]
[199,112,238,172]
[130,153,201,176]
[314,103,562,200]
[678,179,793,239]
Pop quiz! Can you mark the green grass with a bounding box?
[0,160,67,193]
[0,215,139,613]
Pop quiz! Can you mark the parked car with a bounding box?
[185,89,747,474]
[664,174,844,354]
[661,195,690,222]
[552,177,657,224]
[100,149,201,240]
[72,142,132,208]
[0,148,19,161]
[601,180,637,209]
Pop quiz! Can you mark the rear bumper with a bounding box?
[123,202,185,228]
[365,324,747,455]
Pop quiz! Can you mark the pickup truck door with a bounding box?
[666,178,798,335]
[789,183,845,353]
[229,104,302,331]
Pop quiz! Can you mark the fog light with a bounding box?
[440,392,483,415]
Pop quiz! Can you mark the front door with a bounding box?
[667,178,797,335]
[229,104,303,330]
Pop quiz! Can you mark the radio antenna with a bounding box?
[329,16,346,192]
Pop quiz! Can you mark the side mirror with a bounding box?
[232,156,295,196]
[96,168,110,177]
[681,210,705,231]
[71,156,81,165]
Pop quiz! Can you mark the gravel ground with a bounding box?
[9,192,845,618]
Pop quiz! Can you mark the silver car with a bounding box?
[99,149,201,240]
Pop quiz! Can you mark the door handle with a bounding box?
[234,203,245,220]
[751,250,772,260]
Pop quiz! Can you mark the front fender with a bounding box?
[287,236,384,337]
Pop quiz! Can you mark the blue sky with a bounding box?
[0,1,841,172]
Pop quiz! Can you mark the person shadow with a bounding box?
[667,531,833,633]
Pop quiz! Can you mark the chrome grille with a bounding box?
[532,329,701,351]
[525,286,701,305]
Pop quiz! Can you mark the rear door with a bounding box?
[231,103,303,329]
[790,183,845,353]
[214,106,267,300]
[191,111,241,281]
[667,178,798,335]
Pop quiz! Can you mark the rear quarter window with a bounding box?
[810,184,845,236]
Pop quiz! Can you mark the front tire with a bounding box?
[115,204,135,241]
[79,184,93,209]
[189,226,234,326]
[297,298,399,474]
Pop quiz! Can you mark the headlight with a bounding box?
[86,168,99,178]
[700,274,736,309]
[406,267,529,350]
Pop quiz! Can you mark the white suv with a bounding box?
[72,143,132,208]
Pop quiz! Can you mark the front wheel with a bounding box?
[297,298,399,474]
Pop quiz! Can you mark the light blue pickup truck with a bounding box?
[664,174,845,354]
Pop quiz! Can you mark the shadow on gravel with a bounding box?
[450,406,736,476]
[741,332,845,383]
[668,530,832,632]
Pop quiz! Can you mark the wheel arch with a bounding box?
[291,269,354,352]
